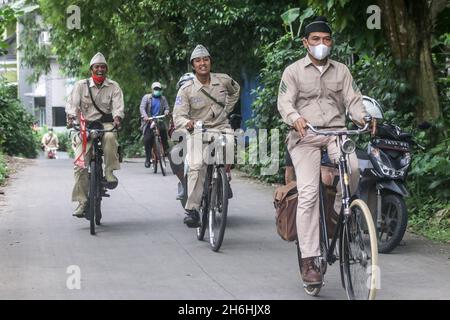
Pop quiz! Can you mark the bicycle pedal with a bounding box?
[303,282,323,288]
[100,186,110,197]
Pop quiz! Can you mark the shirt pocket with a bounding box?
[101,93,112,105]
[81,94,92,111]
[325,81,343,95]
[298,82,317,99]
[325,81,343,105]
[217,89,227,104]
[101,93,113,112]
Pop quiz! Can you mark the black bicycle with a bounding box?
[74,121,117,235]
[145,114,168,176]
[295,119,379,300]
[181,122,231,252]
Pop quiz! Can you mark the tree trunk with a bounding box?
[377,0,442,123]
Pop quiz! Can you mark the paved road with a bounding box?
[0,157,449,300]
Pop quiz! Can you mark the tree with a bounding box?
[30,0,294,147]
[376,0,446,123]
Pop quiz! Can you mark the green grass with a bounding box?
[408,203,450,243]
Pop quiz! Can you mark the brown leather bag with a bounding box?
[273,181,298,242]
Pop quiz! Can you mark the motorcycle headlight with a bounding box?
[342,139,356,154]
[370,148,407,178]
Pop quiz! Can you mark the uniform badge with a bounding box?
[280,80,288,95]
[175,96,182,107]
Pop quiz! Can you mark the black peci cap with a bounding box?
[304,16,332,38]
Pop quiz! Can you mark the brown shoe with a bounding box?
[300,257,322,286]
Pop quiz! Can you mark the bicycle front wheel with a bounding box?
[88,161,98,235]
[208,167,229,252]
[341,199,378,300]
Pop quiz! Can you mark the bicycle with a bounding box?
[144,114,168,176]
[295,119,379,300]
[181,121,232,252]
[74,121,117,235]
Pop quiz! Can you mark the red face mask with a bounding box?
[92,74,106,85]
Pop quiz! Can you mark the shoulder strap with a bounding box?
[86,79,106,116]
[200,88,225,108]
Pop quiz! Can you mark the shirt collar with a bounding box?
[192,73,219,91]
[302,54,335,73]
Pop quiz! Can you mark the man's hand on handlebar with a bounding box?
[114,116,122,129]
[185,120,195,132]
[66,115,76,129]
[293,117,308,138]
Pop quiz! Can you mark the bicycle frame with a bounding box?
[191,126,231,251]
[306,122,370,265]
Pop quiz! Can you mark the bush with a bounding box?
[0,152,7,185]
[0,79,38,158]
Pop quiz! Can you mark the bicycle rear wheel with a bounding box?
[88,161,97,235]
[341,199,378,300]
[158,142,167,176]
[208,167,229,252]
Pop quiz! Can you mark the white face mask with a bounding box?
[308,44,331,61]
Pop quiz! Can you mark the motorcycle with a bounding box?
[356,96,422,253]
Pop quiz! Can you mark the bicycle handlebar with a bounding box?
[72,123,118,133]
[189,127,232,135]
[145,114,168,121]
[306,122,370,136]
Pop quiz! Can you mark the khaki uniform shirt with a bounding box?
[173,73,240,130]
[277,54,367,128]
[66,77,125,121]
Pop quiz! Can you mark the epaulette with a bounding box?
[180,79,194,90]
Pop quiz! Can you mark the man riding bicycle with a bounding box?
[277,17,374,286]
[66,52,125,218]
[41,128,59,154]
[173,44,240,228]
[140,81,170,168]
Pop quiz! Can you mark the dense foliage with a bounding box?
[0,79,38,158]
[0,151,7,185]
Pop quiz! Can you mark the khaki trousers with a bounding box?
[288,130,359,258]
[71,123,120,203]
[185,128,234,211]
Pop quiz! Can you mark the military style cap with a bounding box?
[89,52,108,68]
[190,44,210,62]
